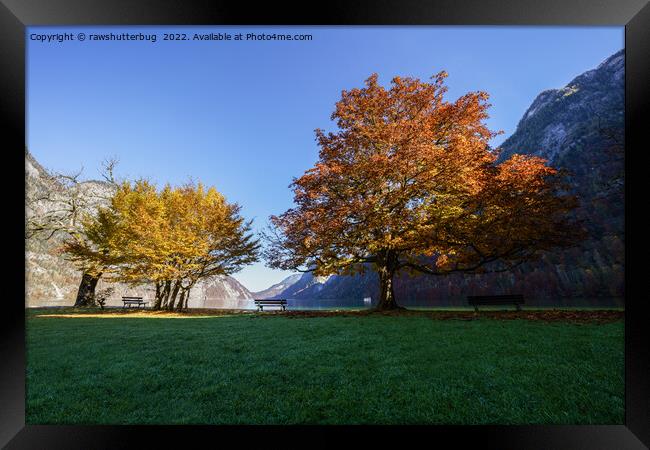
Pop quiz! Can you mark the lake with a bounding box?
[28,296,624,310]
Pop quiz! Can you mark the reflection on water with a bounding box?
[28,296,624,310]
[188,297,254,309]
[191,296,624,310]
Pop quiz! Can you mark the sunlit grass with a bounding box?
[26,311,624,425]
[28,307,251,319]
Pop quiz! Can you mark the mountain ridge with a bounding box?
[252,274,303,299]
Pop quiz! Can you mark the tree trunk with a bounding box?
[176,290,186,311]
[167,281,181,310]
[164,280,172,309]
[74,271,101,307]
[376,266,400,310]
[374,251,403,311]
[157,280,172,310]
[184,287,191,309]
[154,282,162,309]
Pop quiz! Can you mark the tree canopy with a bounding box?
[63,180,260,310]
[265,72,584,310]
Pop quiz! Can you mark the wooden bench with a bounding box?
[254,299,287,311]
[467,294,524,312]
[122,296,148,309]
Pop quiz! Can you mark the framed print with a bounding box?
[2,0,648,448]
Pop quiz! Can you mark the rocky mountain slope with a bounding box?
[499,49,624,168]
[274,50,625,305]
[252,274,303,299]
[270,273,333,299]
[25,150,253,307]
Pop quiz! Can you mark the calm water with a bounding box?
[189,296,624,310]
[28,296,624,310]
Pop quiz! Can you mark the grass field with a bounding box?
[26,308,624,425]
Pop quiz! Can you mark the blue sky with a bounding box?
[27,26,623,291]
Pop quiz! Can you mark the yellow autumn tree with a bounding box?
[63,180,260,310]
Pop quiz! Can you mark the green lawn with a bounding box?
[26,310,624,425]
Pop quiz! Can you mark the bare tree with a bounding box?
[26,152,120,306]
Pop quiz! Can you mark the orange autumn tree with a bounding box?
[264,72,584,310]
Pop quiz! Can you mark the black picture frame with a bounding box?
[2,0,648,448]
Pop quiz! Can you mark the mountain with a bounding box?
[252,274,302,299]
[272,50,625,305]
[25,149,254,307]
[499,49,624,239]
[199,275,253,300]
[273,273,334,298]
[499,49,624,167]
